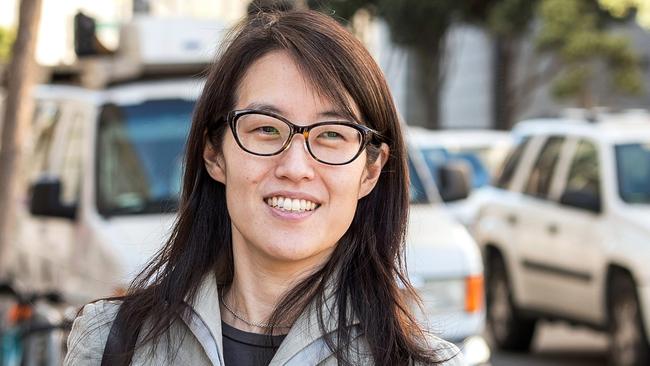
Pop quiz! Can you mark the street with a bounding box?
[489,321,609,365]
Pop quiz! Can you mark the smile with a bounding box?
[265,196,319,212]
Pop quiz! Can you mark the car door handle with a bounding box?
[507,214,517,226]
[547,223,559,235]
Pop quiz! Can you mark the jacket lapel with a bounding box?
[182,272,225,366]
[270,286,361,365]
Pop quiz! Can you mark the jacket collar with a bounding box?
[186,272,361,366]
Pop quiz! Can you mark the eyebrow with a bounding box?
[243,102,355,121]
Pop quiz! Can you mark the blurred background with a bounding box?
[1,0,650,365]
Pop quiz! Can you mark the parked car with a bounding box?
[405,131,490,364]
[474,111,650,365]
[409,127,512,188]
[408,127,513,228]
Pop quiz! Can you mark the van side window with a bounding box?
[564,140,600,200]
[524,136,564,198]
[495,137,530,190]
[27,102,60,181]
[59,111,84,205]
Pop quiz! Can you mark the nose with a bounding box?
[274,134,316,182]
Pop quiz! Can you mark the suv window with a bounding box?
[564,140,600,199]
[616,142,650,204]
[495,137,530,189]
[524,136,564,198]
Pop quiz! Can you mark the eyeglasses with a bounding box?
[225,109,381,165]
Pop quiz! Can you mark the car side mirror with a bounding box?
[560,189,601,213]
[438,161,472,202]
[29,177,77,220]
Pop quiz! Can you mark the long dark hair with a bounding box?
[100,9,453,365]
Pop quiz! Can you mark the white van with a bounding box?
[13,79,202,304]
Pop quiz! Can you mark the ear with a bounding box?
[203,143,226,184]
[358,143,389,199]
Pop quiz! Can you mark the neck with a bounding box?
[221,234,330,333]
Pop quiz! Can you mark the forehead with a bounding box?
[234,50,360,121]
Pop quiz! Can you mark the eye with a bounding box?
[256,126,281,135]
[318,130,344,140]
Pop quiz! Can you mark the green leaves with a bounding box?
[308,0,377,23]
[486,0,537,36]
[537,0,644,103]
[306,0,645,118]
[375,0,457,47]
[312,0,458,47]
[599,0,650,28]
[0,26,15,62]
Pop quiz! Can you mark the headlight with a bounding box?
[418,278,465,313]
[417,275,484,314]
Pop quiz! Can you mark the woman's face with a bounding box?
[204,50,387,270]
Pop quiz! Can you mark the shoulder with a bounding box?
[63,300,121,366]
[318,332,466,366]
[420,333,465,366]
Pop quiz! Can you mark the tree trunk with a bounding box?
[406,38,443,129]
[493,35,516,130]
[0,0,43,279]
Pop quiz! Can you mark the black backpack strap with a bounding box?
[101,302,142,366]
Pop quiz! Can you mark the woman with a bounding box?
[65,9,464,366]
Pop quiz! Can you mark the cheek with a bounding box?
[324,167,365,212]
[222,138,266,187]
[223,163,265,202]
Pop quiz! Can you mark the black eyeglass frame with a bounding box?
[225,109,381,166]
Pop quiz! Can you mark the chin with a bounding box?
[261,241,334,266]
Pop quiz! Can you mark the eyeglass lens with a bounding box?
[235,113,363,164]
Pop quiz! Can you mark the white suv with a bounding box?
[474,111,650,365]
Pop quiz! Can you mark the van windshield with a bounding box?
[97,99,194,216]
[616,142,650,204]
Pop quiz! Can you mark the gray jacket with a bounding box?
[64,273,465,365]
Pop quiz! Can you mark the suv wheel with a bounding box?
[487,255,537,351]
[609,274,650,366]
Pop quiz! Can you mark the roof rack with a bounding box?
[559,108,650,124]
[45,16,226,89]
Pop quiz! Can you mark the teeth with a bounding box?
[266,196,319,212]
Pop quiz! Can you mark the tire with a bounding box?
[486,255,537,351]
[608,274,650,366]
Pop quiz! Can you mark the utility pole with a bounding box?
[0,0,43,279]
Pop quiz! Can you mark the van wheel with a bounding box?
[609,274,650,366]
[487,255,537,351]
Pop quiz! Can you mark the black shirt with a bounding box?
[221,321,287,366]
